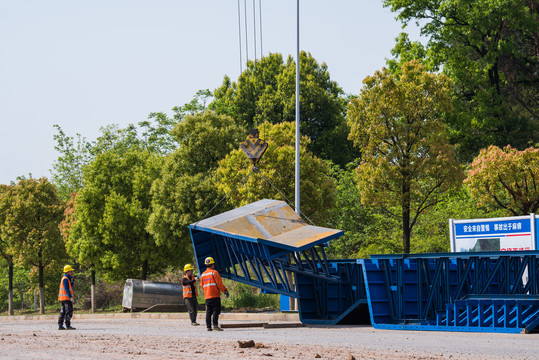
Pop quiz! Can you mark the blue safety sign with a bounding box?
[450,215,537,252]
[454,219,530,237]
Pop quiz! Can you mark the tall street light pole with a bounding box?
[291,0,301,312]
[295,0,300,216]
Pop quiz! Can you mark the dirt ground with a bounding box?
[0,317,537,359]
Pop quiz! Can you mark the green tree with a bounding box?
[347,61,464,253]
[465,145,539,215]
[0,184,16,315]
[0,262,31,312]
[59,193,100,312]
[325,163,375,258]
[90,117,178,157]
[138,113,180,155]
[410,188,507,254]
[0,178,66,313]
[169,111,246,176]
[386,33,432,74]
[170,89,213,121]
[50,126,93,201]
[211,52,359,166]
[51,116,178,201]
[384,0,539,160]
[216,122,336,225]
[148,111,245,260]
[71,149,168,281]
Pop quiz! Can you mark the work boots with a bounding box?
[58,325,76,330]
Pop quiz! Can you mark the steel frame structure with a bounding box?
[361,251,539,333]
[190,229,339,298]
[188,200,539,332]
[296,259,367,324]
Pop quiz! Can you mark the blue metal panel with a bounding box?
[361,251,539,333]
[188,201,539,333]
[536,216,539,250]
[189,200,369,324]
[297,259,368,325]
[189,201,343,299]
[280,295,291,311]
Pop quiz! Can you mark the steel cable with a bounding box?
[193,165,315,228]
[192,167,255,228]
[252,166,315,225]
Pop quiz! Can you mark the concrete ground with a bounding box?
[0,313,537,359]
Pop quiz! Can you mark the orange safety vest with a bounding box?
[182,275,198,299]
[200,268,228,299]
[58,275,73,301]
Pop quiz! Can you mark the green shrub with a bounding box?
[223,281,279,309]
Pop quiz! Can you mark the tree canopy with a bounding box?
[147,111,245,263]
[216,121,336,225]
[211,52,359,166]
[0,184,15,314]
[347,61,463,253]
[465,145,539,216]
[0,185,12,263]
[69,149,168,281]
[0,178,66,313]
[51,116,178,202]
[384,0,539,160]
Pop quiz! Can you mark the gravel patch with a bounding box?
[0,318,537,359]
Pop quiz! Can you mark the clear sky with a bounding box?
[0,0,420,185]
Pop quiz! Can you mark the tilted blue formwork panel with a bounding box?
[189,199,369,324]
[360,251,539,333]
[189,199,343,298]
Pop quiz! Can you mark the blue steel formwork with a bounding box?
[189,199,343,298]
[296,259,368,325]
[189,200,539,332]
[360,252,539,333]
[189,199,368,325]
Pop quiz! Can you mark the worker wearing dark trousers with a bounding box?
[182,264,199,326]
[200,257,229,331]
[205,297,221,330]
[58,265,76,330]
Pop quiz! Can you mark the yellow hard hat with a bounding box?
[205,257,215,266]
[184,263,194,271]
[63,265,74,273]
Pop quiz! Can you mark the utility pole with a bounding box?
[292,0,300,313]
[295,0,300,216]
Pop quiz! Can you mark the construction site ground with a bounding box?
[0,312,537,359]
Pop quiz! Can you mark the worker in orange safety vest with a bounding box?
[200,257,229,331]
[58,265,76,330]
[182,263,199,326]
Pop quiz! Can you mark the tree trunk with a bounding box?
[91,269,96,313]
[39,286,45,314]
[38,254,45,314]
[141,259,148,280]
[8,262,14,315]
[402,179,411,254]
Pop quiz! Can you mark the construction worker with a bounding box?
[182,263,199,326]
[200,257,229,331]
[58,265,76,330]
